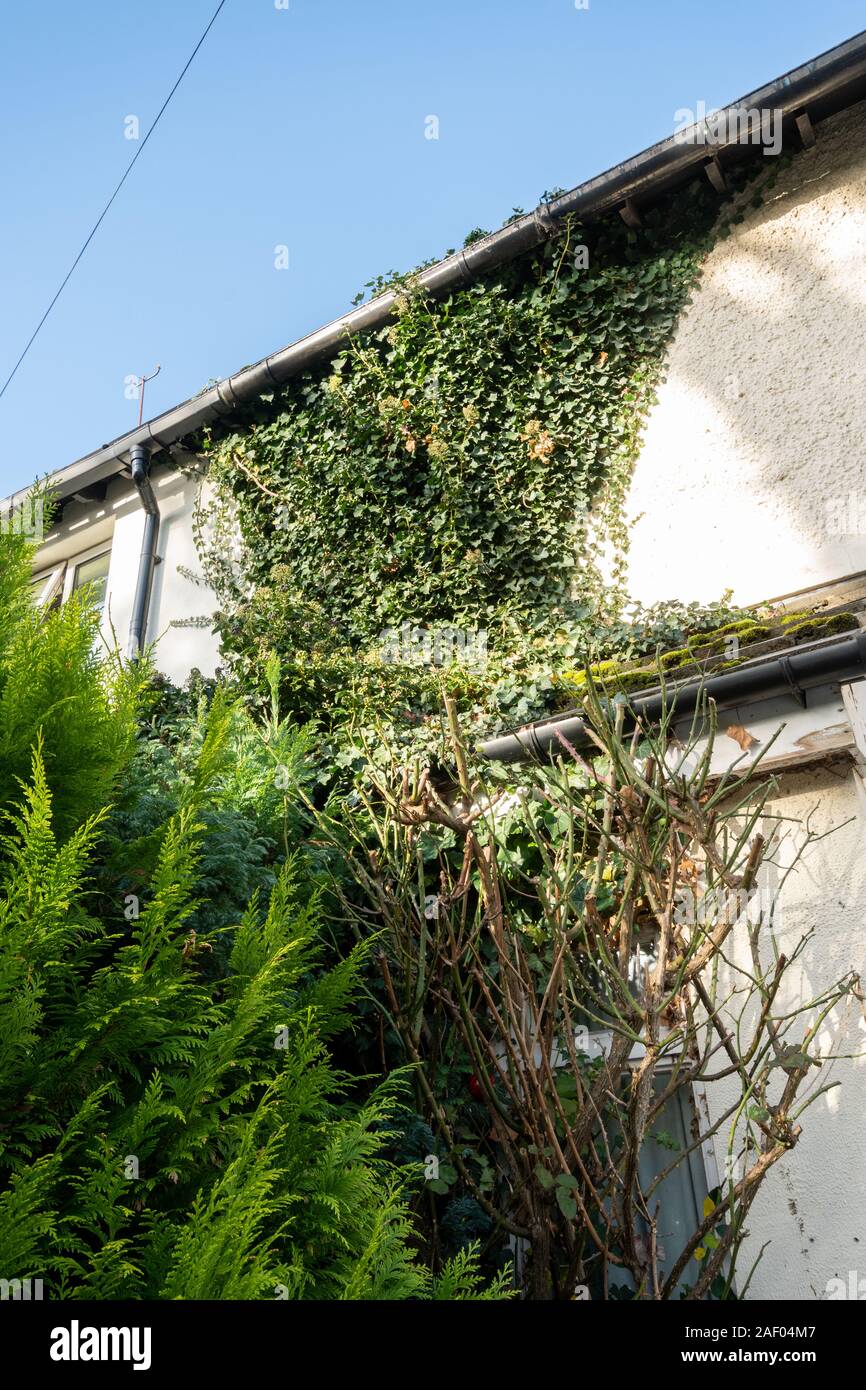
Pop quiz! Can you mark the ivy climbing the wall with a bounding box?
[192,164,777,757]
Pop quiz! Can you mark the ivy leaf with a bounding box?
[747,1104,770,1122]
[556,1189,578,1221]
[774,1046,816,1073]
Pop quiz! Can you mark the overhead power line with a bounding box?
[0,0,229,405]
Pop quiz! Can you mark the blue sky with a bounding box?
[1,0,863,495]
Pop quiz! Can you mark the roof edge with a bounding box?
[6,26,866,510]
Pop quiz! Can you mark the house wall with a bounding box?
[613,100,866,1300]
[36,463,221,684]
[619,98,866,608]
[705,765,866,1302]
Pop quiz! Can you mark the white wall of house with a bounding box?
[619,98,866,609]
[35,462,221,685]
[613,99,866,1299]
[705,765,866,1301]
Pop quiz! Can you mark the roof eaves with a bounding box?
[6,27,866,513]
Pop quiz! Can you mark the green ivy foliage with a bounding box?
[190,163,786,760]
[200,182,727,642]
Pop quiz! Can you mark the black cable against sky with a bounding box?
[0,0,229,405]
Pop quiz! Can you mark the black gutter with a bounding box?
[9,28,866,513]
[128,444,159,660]
[479,632,866,764]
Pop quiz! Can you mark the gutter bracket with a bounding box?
[533,203,558,239]
[618,199,642,229]
[795,110,817,148]
[704,156,729,193]
[778,653,808,707]
[526,726,547,761]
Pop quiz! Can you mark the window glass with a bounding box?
[72,551,110,612]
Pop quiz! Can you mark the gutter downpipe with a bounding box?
[479,632,866,764]
[128,443,159,661]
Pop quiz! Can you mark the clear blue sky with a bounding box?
[1,0,863,495]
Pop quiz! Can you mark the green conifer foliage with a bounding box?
[0,536,143,842]
[0,527,509,1300]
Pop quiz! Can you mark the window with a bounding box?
[31,545,112,617]
[579,1028,716,1298]
[70,550,110,613]
[30,565,65,611]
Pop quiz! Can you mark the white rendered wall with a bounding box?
[620,99,866,608]
[610,104,866,1297]
[111,467,221,681]
[35,463,221,684]
[706,766,866,1300]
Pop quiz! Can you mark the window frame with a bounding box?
[30,562,67,609]
[65,543,112,611]
[31,542,112,616]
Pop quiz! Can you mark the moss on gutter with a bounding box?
[780,611,859,642]
[659,646,691,669]
[553,609,861,703]
[686,620,772,654]
[557,659,689,696]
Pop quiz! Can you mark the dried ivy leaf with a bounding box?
[726,723,759,752]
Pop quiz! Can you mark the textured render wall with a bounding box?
[105,466,221,682]
[610,101,866,1299]
[35,464,221,684]
[620,99,866,608]
[706,767,866,1301]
